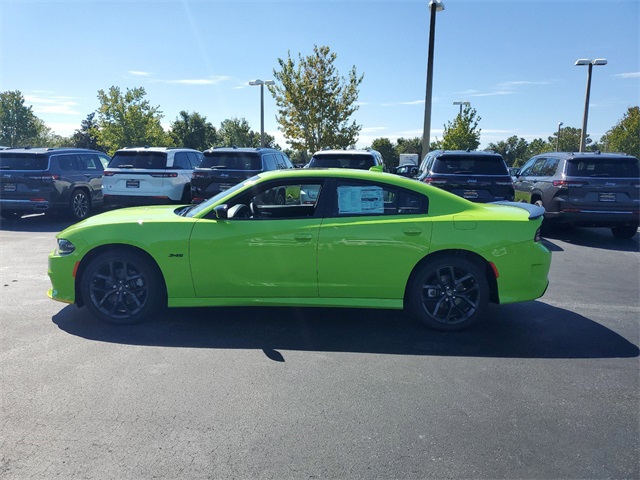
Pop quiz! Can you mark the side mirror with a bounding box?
[214,204,229,219]
[369,165,384,173]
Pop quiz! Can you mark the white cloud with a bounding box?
[614,72,640,79]
[381,100,424,107]
[157,75,231,85]
[24,94,80,115]
[129,71,151,77]
[497,80,553,87]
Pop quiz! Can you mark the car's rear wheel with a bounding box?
[611,224,638,239]
[407,256,489,331]
[80,249,165,325]
[69,189,90,220]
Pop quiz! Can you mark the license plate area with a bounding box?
[126,179,140,189]
[599,192,616,202]
[463,190,478,199]
[2,183,17,192]
[219,184,233,191]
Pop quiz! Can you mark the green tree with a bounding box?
[270,45,363,154]
[371,138,398,169]
[170,111,218,150]
[396,137,423,160]
[0,90,44,146]
[440,105,482,151]
[549,125,586,152]
[216,117,265,148]
[95,86,168,155]
[600,106,640,157]
[487,135,529,167]
[526,138,552,160]
[70,113,104,151]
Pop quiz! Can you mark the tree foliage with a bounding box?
[440,105,481,151]
[371,138,398,168]
[270,45,363,154]
[95,86,167,155]
[170,111,218,150]
[600,106,639,158]
[70,113,103,150]
[216,117,276,148]
[0,90,48,147]
[486,136,529,167]
[548,125,587,153]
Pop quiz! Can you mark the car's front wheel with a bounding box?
[611,224,638,239]
[69,189,91,220]
[407,256,489,331]
[80,249,165,325]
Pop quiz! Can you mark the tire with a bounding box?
[407,256,489,331]
[611,224,639,239]
[80,249,165,325]
[180,186,192,204]
[0,210,22,220]
[69,189,91,221]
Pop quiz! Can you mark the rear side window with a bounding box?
[200,152,262,170]
[566,158,640,178]
[263,154,277,170]
[109,152,167,169]
[309,154,375,169]
[432,155,508,175]
[56,154,79,171]
[173,152,191,169]
[0,154,49,170]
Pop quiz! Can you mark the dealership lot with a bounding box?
[1,214,638,479]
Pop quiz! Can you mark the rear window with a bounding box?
[566,158,640,178]
[432,155,508,175]
[0,153,49,170]
[309,154,375,169]
[108,151,167,169]
[200,152,262,170]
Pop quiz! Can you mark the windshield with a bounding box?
[309,153,375,169]
[184,175,260,217]
[200,152,261,170]
[0,153,48,170]
[108,151,167,169]
[432,156,508,175]
[566,158,640,177]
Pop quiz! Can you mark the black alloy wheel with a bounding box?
[80,250,164,325]
[408,256,489,331]
[69,189,90,220]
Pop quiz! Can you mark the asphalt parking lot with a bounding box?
[1,214,638,479]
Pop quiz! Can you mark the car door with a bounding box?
[514,157,545,203]
[78,153,105,203]
[317,179,432,300]
[189,178,325,299]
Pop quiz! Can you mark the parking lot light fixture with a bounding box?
[453,101,470,117]
[249,79,275,147]
[421,0,445,159]
[575,58,607,152]
[556,122,563,151]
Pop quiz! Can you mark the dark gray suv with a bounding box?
[514,151,639,238]
[0,147,111,220]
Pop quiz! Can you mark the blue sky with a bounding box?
[1,0,638,150]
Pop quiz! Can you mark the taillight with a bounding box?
[553,180,586,188]
[103,171,115,176]
[150,172,178,178]
[534,227,542,242]
[424,178,448,185]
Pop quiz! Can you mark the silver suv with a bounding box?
[103,147,203,206]
[514,151,639,238]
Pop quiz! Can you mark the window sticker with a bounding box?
[337,186,384,214]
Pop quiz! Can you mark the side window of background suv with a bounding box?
[173,152,191,169]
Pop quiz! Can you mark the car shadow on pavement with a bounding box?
[543,225,639,252]
[52,301,639,361]
[0,212,78,233]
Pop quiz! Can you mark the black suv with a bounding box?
[514,151,639,238]
[0,147,110,220]
[191,147,294,203]
[416,150,514,202]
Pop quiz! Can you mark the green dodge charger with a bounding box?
[48,168,551,331]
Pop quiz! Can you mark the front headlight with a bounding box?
[57,239,76,255]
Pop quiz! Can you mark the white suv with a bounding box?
[103,147,203,206]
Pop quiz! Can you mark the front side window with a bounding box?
[79,154,103,171]
[172,152,191,169]
[520,158,546,176]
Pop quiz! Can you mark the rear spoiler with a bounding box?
[491,201,545,220]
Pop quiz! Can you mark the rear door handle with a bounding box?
[403,228,422,236]
[294,234,313,242]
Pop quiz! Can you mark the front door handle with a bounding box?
[403,228,422,236]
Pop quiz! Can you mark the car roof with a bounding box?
[115,147,198,153]
[312,149,378,156]
[203,147,281,154]
[536,151,637,160]
[430,150,504,158]
[0,147,105,155]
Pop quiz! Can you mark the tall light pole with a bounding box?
[249,79,275,147]
[421,0,445,159]
[575,58,607,152]
[453,101,470,117]
[556,122,563,151]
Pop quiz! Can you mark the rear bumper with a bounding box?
[545,209,640,227]
[0,198,51,212]
[104,194,175,206]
